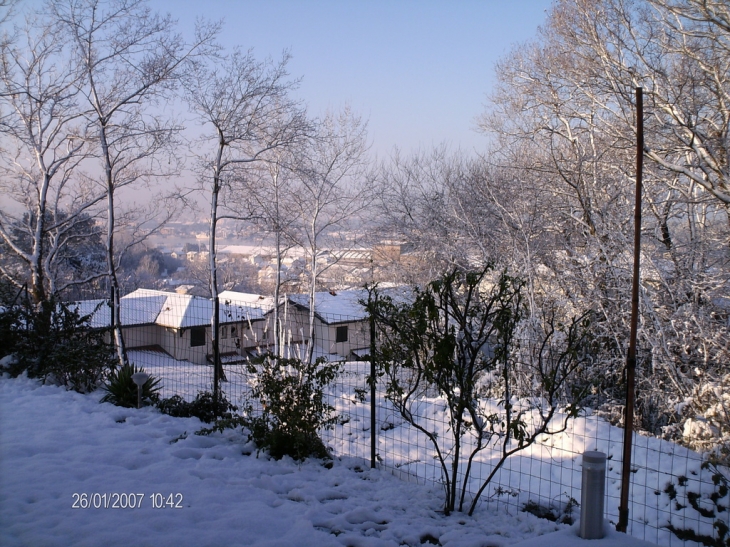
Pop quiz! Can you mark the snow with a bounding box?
[288,290,372,321]
[0,373,672,547]
[287,287,411,323]
[72,289,274,331]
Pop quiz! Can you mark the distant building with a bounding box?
[373,241,411,263]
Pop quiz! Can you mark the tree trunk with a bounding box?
[306,244,317,364]
[210,146,223,401]
[99,123,128,368]
[29,173,50,305]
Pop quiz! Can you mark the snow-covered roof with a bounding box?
[69,299,111,329]
[288,290,370,322]
[286,287,411,324]
[151,291,211,329]
[71,289,273,330]
[70,294,166,329]
[121,290,169,325]
[218,290,276,322]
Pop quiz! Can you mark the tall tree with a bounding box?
[0,10,99,304]
[183,47,307,386]
[479,0,730,438]
[52,0,217,366]
[243,148,300,357]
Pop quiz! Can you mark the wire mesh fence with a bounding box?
[111,289,727,547]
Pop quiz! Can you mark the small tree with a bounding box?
[367,266,596,515]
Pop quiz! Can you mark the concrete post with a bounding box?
[580,451,607,539]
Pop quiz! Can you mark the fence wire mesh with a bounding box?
[113,292,728,547]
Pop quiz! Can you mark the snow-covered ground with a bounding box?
[132,350,725,546]
[1,365,725,546]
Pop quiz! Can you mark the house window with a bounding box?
[336,325,348,343]
[230,325,238,337]
[190,327,206,347]
[220,326,227,339]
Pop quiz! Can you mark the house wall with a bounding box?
[177,327,211,365]
[323,321,370,358]
[219,320,267,353]
[155,327,192,364]
[118,321,270,366]
[123,325,162,349]
[277,306,309,346]
[274,304,370,359]
[115,302,371,363]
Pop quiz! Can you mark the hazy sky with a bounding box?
[1,1,554,215]
[155,0,553,158]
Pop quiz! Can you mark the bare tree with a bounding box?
[242,149,301,356]
[286,107,370,362]
[479,0,730,440]
[52,0,217,366]
[375,147,464,277]
[183,47,308,385]
[0,1,19,47]
[0,10,101,304]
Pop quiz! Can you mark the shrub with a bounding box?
[2,298,116,393]
[242,355,341,460]
[522,496,578,525]
[0,305,21,360]
[665,461,730,547]
[100,363,160,408]
[158,391,238,424]
[367,266,596,515]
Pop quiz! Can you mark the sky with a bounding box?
[6,0,555,155]
[1,1,554,215]
[154,0,554,158]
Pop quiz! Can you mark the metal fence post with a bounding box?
[369,299,377,469]
[618,86,643,533]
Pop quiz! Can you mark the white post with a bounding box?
[580,451,607,539]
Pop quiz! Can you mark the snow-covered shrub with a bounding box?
[367,266,597,516]
[522,495,578,525]
[681,374,730,466]
[664,461,730,547]
[242,355,341,460]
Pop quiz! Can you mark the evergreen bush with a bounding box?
[367,266,597,515]
[157,391,238,424]
[101,363,160,408]
[242,355,341,460]
[2,298,116,393]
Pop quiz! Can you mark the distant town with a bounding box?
[125,220,421,298]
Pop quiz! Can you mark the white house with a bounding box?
[277,289,382,360]
[74,289,275,365]
[73,287,409,364]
